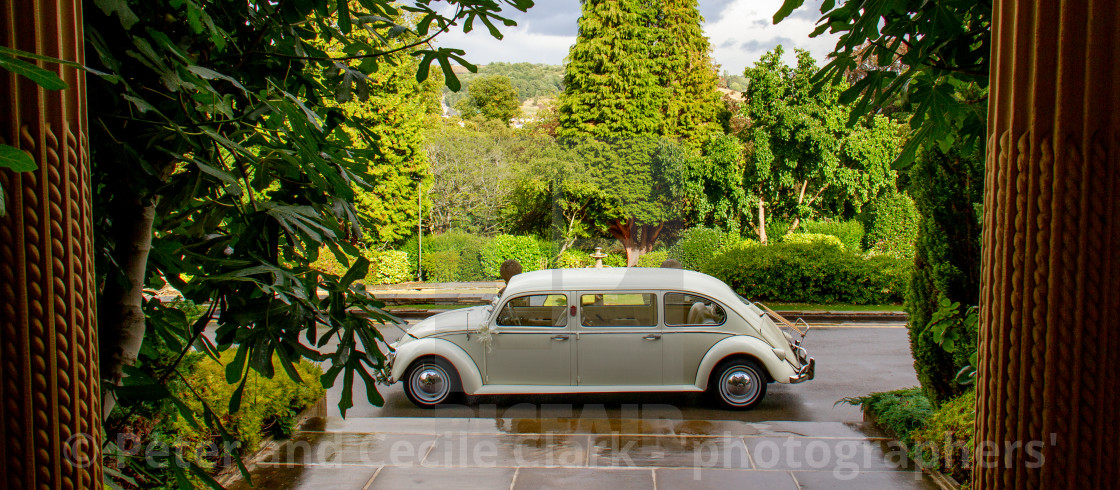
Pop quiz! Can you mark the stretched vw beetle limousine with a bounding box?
[385,268,814,409]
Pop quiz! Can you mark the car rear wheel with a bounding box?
[403,357,462,408]
[709,358,767,410]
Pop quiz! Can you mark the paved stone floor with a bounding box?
[228,416,938,489]
[225,327,939,489]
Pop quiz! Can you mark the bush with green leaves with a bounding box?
[422,250,462,283]
[911,390,975,484]
[367,250,412,284]
[704,241,911,304]
[799,219,865,251]
[843,387,934,446]
[480,234,548,277]
[636,250,670,267]
[669,227,739,270]
[556,249,592,268]
[862,189,920,258]
[167,351,324,469]
[780,233,844,248]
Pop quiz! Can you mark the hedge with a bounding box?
[669,227,739,270]
[799,219,865,251]
[703,241,912,304]
[861,189,920,259]
[636,249,669,267]
[480,234,547,278]
[780,232,844,248]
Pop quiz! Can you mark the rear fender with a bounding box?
[694,336,796,388]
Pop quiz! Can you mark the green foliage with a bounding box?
[421,250,463,283]
[403,230,489,282]
[170,351,324,463]
[911,390,976,484]
[456,74,522,124]
[740,47,901,236]
[659,134,749,230]
[668,227,739,271]
[556,249,592,268]
[82,3,533,486]
[842,387,934,446]
[705,242,912,304]
[861,189,920,258]
[636,249,670,268]
[367,250,412,285]
[481,234,547,278]
[779,232,843,248]
[424,121,517,233]
[558,0,721,143]
[776,0,990,166]
[799,219,865,251]
[905,145,983,406]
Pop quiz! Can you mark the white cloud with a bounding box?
[705,0,841,75]
[430,0,841,73]
[433,25,576,66]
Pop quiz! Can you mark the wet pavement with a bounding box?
[226,326,940,489]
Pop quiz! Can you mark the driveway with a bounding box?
[227,325,941,489]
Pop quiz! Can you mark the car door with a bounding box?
[660,292,733,385]
[485,293,573,385]
[575,291,664,386]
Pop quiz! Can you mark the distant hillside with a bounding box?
[444,62,564,111]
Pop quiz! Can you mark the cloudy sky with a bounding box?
[434,0,841,76]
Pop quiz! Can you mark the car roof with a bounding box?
[504,267,738,300]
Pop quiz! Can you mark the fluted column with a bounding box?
[979,0,1120,488]
[1,0,103,488]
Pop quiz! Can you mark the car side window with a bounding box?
[580,293,657,327]
[664,292,726,326]
[496,294,568,327]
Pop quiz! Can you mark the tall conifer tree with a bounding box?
[656,0,723,142]
[558,0,664,140]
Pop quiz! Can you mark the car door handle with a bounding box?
[643,334,662,341]
[552,334,570,341]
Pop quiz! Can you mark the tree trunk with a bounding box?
[98,198,156,419]
[757,198,768,245]
[607,218,664,266]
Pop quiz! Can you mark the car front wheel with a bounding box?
[403,357,461,408]
[710,358,767,410]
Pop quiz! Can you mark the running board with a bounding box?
[472,384,706,396]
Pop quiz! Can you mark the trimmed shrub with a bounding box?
[603,250,627,267]
[365,250,412,284]
[556,249,592,268]
[669,227,739,270]
[800,219,865,251]
[480,234,547,278]
[780,233,844,248]
[457,247,487,280]
[422,250,462,283]
[636,249,669,267]
[703,241,912,304]
[911,390,975,484]
[862,189,920,258]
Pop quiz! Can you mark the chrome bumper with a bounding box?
[789,357,815,383]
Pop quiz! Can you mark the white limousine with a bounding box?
[385,268,814,409]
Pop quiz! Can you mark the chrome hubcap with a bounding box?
[720,367,759,405]
[410,364,450,403]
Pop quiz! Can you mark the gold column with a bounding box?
[1,0,103,488]
[980,0,1120,487]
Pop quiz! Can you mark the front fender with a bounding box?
[694,335,797,389]
[389,338,484,394]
